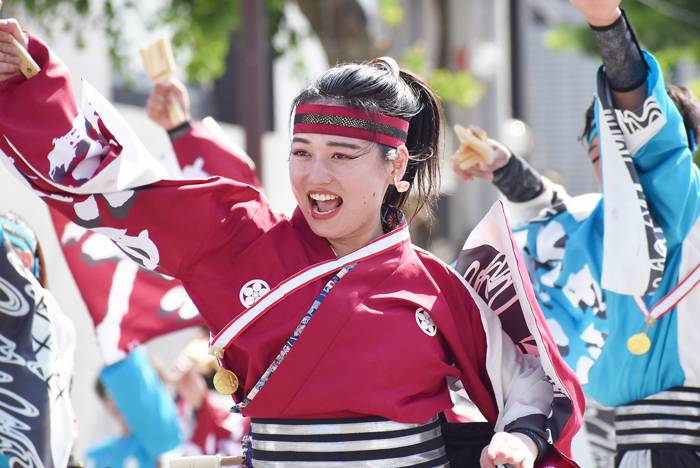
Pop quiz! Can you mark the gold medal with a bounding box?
[627,332,651,355]
[209,345,239,395]
[213,368,239,395]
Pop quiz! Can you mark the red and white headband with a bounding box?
[293,104,410,148]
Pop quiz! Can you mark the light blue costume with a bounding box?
[505,52,700,410]
[86,346,182,468]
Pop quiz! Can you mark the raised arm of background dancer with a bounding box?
[146,78,193,139]
[453,137,545,203]
[146,78,263,188]
[570,0,648,110]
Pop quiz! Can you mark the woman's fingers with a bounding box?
[0,29,21,81]
[0,19,27,49]
[481,432,536,468]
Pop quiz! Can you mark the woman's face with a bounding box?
[289,133,401,256]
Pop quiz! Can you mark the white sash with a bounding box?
[209,223,411,351]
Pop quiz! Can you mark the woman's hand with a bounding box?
[453,138,511,183]
[480,431,539,468]
[0,18,27,82]
[146,78,191,130]
[569,0,621,27]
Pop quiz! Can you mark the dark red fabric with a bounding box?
[46,120,263,362]
[188,396,249,453]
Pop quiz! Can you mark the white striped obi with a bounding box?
[247,415,449,467]
[615,386,700,451]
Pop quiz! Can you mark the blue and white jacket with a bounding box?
[504,51,700,408]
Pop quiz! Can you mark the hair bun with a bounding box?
[369,57,400,78]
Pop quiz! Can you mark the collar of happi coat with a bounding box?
[210,206,411,352]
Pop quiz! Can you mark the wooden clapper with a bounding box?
[140,36,186,127]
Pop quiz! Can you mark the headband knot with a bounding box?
[293,104,409,148]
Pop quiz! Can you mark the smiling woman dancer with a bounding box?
[0,17,581,468]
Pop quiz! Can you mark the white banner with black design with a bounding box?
[0,237,77,468]
[596,71,666,296]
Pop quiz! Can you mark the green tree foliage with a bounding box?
[2,0,484,110]
[0,0,291,83]
[403,41,484,110]
[0,0,91,47]
[378,0,403,27]
[546,0,700,74]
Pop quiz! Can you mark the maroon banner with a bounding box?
[50,207,205,364]
[48,119,263,364]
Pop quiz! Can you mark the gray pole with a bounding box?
[240,0,270,181]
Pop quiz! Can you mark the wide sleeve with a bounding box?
[467,290,555,435]
[501,179,571,230]
[452,202,584,461]
[0,34,280,280]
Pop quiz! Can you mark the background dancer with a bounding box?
[0,210,78,468]
[454,0,700,466]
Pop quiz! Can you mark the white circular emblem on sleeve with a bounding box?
[240,280,270,308]
[416,308,437,336]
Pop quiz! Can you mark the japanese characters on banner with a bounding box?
[455,202,584,456]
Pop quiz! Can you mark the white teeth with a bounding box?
[309,193,339,201]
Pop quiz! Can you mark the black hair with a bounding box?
[290,60,444,219]
[94,376,107,401]
[666,84,700,153]
[582,85,700,154]
[581,97,597,147]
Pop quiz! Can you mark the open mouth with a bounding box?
[309,193,342,215]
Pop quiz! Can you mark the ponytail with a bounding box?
[384,68,443,217]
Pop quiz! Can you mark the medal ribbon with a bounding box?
[633,261,700,322]
[209,220,411,352]
[230,263,357,413]
[628,262,700,355]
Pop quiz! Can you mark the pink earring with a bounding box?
[394,176,410,193]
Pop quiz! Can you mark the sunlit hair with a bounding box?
[290,60,444,220]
